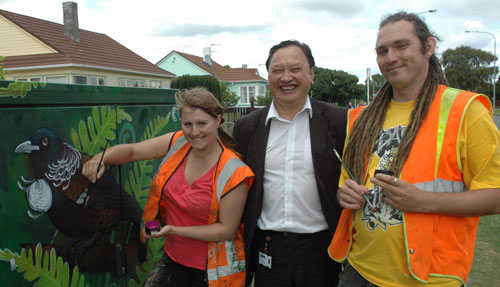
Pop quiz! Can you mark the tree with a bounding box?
[171,75,222,101]
[171,75,241,107]
[219,82,239,107]
[441,45,498,97]
[370,74,386,96]
[311,67,364,106]
[256,90,273,106]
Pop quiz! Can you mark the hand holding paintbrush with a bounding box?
[332,148,375,210]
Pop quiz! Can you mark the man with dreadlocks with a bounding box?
[328,11,500,287]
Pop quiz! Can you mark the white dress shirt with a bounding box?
[257,97,328,233]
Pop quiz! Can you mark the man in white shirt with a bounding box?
[233,40,347,287]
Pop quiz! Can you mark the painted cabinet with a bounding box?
[0,80,180,286]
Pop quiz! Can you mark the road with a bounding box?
[495,115,500,129]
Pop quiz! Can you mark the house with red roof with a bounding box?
[0,2,175,88]
[157,48,267,106]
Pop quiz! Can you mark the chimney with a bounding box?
[203,47,212,66]
[242,64,248,69]
[63,2,80,42]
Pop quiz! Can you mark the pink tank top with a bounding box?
[163,157,215,270]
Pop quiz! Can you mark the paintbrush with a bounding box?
[332,148,375,209]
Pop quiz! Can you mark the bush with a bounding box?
[171,75,239,107]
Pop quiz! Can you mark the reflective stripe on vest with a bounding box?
[414,178,465,193]
[435,87,460,176]
[207,240,246,281]
[208,157,247,281]
[411,87,465,194]
[155,133,187,177]
[216,157,246,200]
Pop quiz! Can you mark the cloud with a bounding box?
[152,23,269,37]
[464,20,484,31]
[292,0,366,17]
[432,0,500,20]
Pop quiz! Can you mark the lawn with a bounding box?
[468,214,500,286]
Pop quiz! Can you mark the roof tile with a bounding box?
[0,9,174,77]
[166,50,266,82]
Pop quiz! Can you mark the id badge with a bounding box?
[258,251,272,269]
[258,235,272,269]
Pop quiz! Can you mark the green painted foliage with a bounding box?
[124,113,171,286]
[0,81,46,98]
[71,106,132,154]
[0,243,85,287]
[128,238,164,287]
[124,112,171,205]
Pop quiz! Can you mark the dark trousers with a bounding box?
[144,252,207,287]
[253,228,341,287]
[337,261,464,287]
[337,261,378,287]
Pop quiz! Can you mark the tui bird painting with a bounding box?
[15,128,146,271]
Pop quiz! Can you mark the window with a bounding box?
[120,78,158,88]
[258,86,265,97]
[151,80,161,88]
[240,86,249,104]
[249,86,256,101]
[88,76,98,85]
[16,76,40,82]
[73,76,87,85]
[46,76,68,84]
[127,79,139,87]
[73,75,104,86]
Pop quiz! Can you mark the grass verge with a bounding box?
[468,214,500,286]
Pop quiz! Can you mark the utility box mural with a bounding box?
[0,80,180,286]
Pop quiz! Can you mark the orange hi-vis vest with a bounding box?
[143,131,254,287]
[328,85,492,284]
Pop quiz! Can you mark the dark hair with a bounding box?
[265,40,315,71]
[175,87,237,150]
[343,11,448,182]
[379,11,444,79]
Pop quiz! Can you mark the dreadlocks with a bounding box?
[343,11,448,183]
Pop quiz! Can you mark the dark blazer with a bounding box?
[233,97,347,284]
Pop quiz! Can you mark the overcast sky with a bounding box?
[2,0,499,82]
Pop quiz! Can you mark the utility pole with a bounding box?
[366,68,371,104]
[466,30,497,108]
